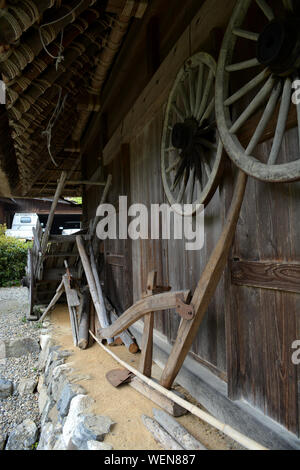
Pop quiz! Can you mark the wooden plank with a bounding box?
[63,278,80,308]
[129,377,187,417]
[141,415,184,450]
[39,279,65,322]
[152,408,207,450]
[45,252,78,259]
[231,260,300,294]
[106,254,125,267]
[40,267,78,281]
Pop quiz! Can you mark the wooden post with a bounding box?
[37,171,67,279]
[160,171,248,389]
[88,240,114,344]
[63,274,80,347]
[76,235,111,335]
[78,289,91,350]
[139,271,157,377]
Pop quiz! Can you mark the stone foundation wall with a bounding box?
[37,331,114,451]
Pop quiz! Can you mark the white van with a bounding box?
[5,213,39,241]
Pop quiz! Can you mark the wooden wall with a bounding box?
[85,0,300,437]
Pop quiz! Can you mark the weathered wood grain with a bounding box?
[231,260,300,294]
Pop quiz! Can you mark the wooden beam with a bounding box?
[231,259,300,294]
[65,180,106,186]
[39,172,67,263]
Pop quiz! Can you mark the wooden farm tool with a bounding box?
[106,368,134,387]
[139,271,171,378]
[160,170,247,389]
[105,365,187,417]
[95,170,247,390]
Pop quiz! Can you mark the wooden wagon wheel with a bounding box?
[216,0,300,182]
[161,52,224,216]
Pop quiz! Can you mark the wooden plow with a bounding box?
[89,169,247,390]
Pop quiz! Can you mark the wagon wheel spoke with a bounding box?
[200,97,215,125]
[172,102,185,122]
[268,78,292,165]
[179,82,191,117]
[224,69,269,107]
[215,0,300,182]
[282,0,293,12]
[226,58,260,73]
[166,156,181,174]
[196,69,214,121]
[188,69,195,117]
[255,0,275,21]
[230,76,275,134]
[176,170,187,203]
[186,167,196,204]
[246,81,282,155]
[232,28,259,41]
[194,63,204,117]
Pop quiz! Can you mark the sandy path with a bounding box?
[49,305,244,451]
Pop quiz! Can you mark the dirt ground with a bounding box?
[49,305,244,451]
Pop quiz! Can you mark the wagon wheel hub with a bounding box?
[171,118,215,152]
[257,18,300,75]
[172,118,198,152]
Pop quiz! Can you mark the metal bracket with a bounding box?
[175,295,195,320]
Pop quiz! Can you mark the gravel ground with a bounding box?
[0,288,41,436]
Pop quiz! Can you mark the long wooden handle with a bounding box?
[98,290,190,340]
[160,170,248,389]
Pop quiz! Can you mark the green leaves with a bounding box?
[0,224,32,287]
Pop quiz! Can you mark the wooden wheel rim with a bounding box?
[161,52,224,216]
[216,0,300,183]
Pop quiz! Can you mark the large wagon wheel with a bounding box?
[161,52,224,216]
[216,0,300,182]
